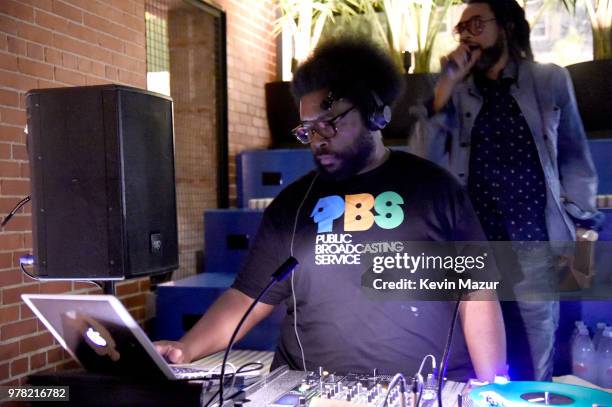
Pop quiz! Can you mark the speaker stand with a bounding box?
[103,281,116,295]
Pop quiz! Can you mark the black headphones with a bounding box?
[367,91,392,131]
[321,90,391,131]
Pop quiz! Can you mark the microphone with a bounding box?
[271,257,300,282]
[441,47,476,77]
[441,59,460,76]
[216,257,299,406]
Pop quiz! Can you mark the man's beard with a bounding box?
[313,129,375,181]
[472,35,505,74]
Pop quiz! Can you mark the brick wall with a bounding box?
[0,0,277,385]
[0,0,150,386]
[221,0,277,203]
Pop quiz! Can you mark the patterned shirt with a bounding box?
[467,74,548,241]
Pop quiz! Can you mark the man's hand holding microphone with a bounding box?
[433,45,482,113]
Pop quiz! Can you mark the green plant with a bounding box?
[390,0,454,73]
[584,0,612,58]
[273,0,457,74]
[352,0,456,73]
[272,0,358,66]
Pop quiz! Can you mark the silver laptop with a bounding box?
[22,294,226,381]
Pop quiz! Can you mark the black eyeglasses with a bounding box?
[453,16,496,41]
[292,106,357,144]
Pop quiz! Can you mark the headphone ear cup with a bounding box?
[368,104,392,130]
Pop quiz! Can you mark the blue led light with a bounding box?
[19,254,34,265]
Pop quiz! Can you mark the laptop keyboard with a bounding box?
[171,366,212,380]
[170,350,273,381]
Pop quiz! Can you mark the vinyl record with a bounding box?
[469,381,612,406]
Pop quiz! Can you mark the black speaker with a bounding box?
[26,85,179,280]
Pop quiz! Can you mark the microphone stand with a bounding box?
[437,293,463,407]
[217,257,299,406]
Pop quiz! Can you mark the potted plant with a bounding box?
[267,0,460,146]
[359,0,457,142]
[584,0,611,59]
[267,0,365,147]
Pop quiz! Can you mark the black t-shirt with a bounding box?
[232,151,487,380]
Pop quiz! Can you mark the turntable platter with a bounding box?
[469,381,612,407]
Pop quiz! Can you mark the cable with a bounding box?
[415,354,436,406]
[225,361,263,376]
[20,262,39,281]
[77,279,104,290]
[19,258,104,290]
[1,196,31,228]
[289,173,318,258]
[417,354,437,377]
[218,362,265,402]
[205,362,236,382]
[202,363,237,407]
[382,372,407,407]
[414,372,424,407]
[202,361,264,407]
[202,363,236,407]
[290,273,306,373]
[437,297,462,407]
[228,362,259,390]
[289,172,318,374]
[217,258,298,407]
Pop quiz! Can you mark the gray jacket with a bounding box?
[410,60,602,241]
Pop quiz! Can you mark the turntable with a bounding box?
[468,381,612,406]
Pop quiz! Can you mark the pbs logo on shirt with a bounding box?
[311,191,404,234]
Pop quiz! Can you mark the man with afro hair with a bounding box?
[156,36,506,382]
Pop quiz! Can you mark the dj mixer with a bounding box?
[235,366,467,407]
[229,366,612,407]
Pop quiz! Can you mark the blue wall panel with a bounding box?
[153,272,284,349]
[236,149,314,208]
[236,147,410,207]
[204,209,263,275]
[589,139,612,194]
